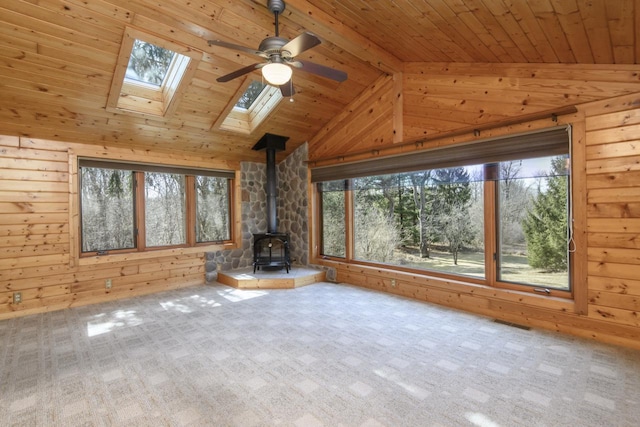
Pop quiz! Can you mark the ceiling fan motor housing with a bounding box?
[259,37,292,58]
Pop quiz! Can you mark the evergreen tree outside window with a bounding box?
[496,155,570,289]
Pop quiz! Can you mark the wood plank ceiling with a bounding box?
[0,0,638,163]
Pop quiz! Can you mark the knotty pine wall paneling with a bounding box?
[582,94,640,330]
[0,136,239,319]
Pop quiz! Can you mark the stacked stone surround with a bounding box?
[277,142,308,266]
[205,143,309,283]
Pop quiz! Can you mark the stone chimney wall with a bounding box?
[277,142,309,266]
[205,143,309,282]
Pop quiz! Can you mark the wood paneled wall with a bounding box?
[582,94,640,329]
[308,64,640,349]
[0,135,239,319]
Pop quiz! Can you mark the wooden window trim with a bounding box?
[77,160,235,260]
[106,27,202,118]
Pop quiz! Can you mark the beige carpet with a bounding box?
[1,281,639,426]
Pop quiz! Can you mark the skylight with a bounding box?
[235,81,267,110]
[125,40,176,87]
[216,81,282,134]
[107,27,202,118]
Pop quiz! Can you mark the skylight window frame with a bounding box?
[215,79,284,135]
[107,27,202,118]
[234,81,268,111]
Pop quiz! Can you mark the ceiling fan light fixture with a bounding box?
[262,62,292,86]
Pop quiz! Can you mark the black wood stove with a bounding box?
[253,232,290,273]
[252,133,291,273]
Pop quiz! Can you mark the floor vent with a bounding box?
[493,319,531,330]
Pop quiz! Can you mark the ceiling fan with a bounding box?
[207,0,347,96]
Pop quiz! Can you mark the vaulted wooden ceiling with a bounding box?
[0,0,638,163]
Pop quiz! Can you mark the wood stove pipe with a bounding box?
[252,133,289,234]
[265,146,277,233]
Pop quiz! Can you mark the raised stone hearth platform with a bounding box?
[217,267,325,289]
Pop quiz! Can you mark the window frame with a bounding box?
[317,180,348,258]
[214,79,283,134]
[314,127,574,298]
[78,159,234,257]
[106,27,202,118]
[485,159,572,297]
[194,175,233,244]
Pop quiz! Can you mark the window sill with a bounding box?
[77,243,237,266]
[314,257,575,314]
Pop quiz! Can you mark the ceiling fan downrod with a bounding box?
[268,0,286,37]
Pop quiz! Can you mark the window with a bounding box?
[80,167,135,253]
[314,127,571,295]
[107,28,201,117]
[217,80,282,134]
[145,172,186,247]
[79,160,234,255]
[348,167,485,279]
[496,156,570,289]
[196,176,231,242]
[319,180,346,257]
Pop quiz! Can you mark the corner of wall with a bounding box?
[205,142,310,280]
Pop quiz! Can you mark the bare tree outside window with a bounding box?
[80,167,134,252]
[319,181,346,257]
[410,171,436,258]
[145,172,186,247]
[316,132,570,291]
[80,163,233,254]
[353,179,403,263]
[329,169,485,278]
[196,176,230,242]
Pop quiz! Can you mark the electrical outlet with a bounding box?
[390,279,397,288]
[13,292,22,304]
[105,279,112,290]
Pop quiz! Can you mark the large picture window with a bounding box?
[79,160,234,255]
[314,127,572,294]
[351,169,485,278]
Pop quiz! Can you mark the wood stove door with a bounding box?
[253,235,290,273]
